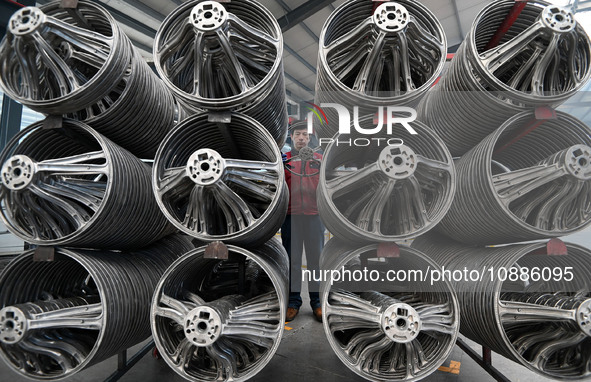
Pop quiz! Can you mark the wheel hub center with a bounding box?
[9,7,46,36]
[298,146,315,162]
[565,145,591,180]
[378,145,417,179]
[186,149,224,185]
[381,303,421,343]
[1,155,35,191]
[577,299,591,337]
[373,3,409,33]
[0,307,27,345]
[184,306,223,346]
[190,1,228,31]
[540,5,575,33]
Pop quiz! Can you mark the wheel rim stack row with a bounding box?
[418,0,591,156]
[0,235,195,380]
[412,233,591,380]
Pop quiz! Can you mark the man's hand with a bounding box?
[282,153,288,163]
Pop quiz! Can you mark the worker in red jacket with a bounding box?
[282,122,324,322]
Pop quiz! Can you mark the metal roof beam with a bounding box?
[277,0,335,32]
[284,45,317,74]
[275,0,320,42]
[284,72,313,95]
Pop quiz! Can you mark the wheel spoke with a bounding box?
[530,330,587,370]
[353,31,387,92]
[38,181,102,212]
[406,17,445,55]
[28,334,86,365]
[154,294,194,326]
[405,340,427,378]
[325,17,373,56]
[416,155,453,175]
[215,30,249,91]
[26,304,102,331]
[45,17,111,58]
[508,45,544,90]
[158,166,189,194]
[406,175,431,227]
[531,33,562,96]
[356,335,392,371]
[325,162,381,199]
[192,31,205,96]
[18,341,75,373]
[30,31,79,95]
[480,21,545,73]
[227,14,279,49]
[493,164,568,205]
[499,301,578,324]
[28,184,91,228]
[396,31,415,91]
[13,37,40,99]
[326,290,382,332]
[212,182,255,231]
[225,174,276,202]
[357,179,396,233]
[224,159,279,172]
[182,185,204,232]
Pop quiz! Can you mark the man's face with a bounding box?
[291,129,310,150]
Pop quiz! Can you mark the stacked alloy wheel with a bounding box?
[0,119,174,249]
[153,0,288,146]
[150,238,288,382]
[153,113,288,248]
[315,0,447,139]
[413,233,591,380]
[418,0,591,156]
[0,1,179,158]
[436,111,591,245]
[320,238,459,381]
[0,235,194,380]
[317,116,455,243]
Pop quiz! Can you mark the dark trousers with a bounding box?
[281,214,324,310]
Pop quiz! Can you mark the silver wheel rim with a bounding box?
[151,239,288,382]
[153,113,287,247]
[317,116,455,242]
[321,239,459,381]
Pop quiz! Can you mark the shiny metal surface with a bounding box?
[437,111,591,245]
[151,238,288,382]
[412,233,591,380]
[418,0,591,156]
[315,0,446,139]
[153,0,288,146]
[0,119,174,249]
[0,1,179,158]
[0,235,194,380]
[320,238,459,381]
[317,116,455,243]
[153,112,287,247]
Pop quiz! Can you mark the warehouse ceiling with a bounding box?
[32,0,591,102]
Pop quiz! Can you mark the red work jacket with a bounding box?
[284,151,322,215]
